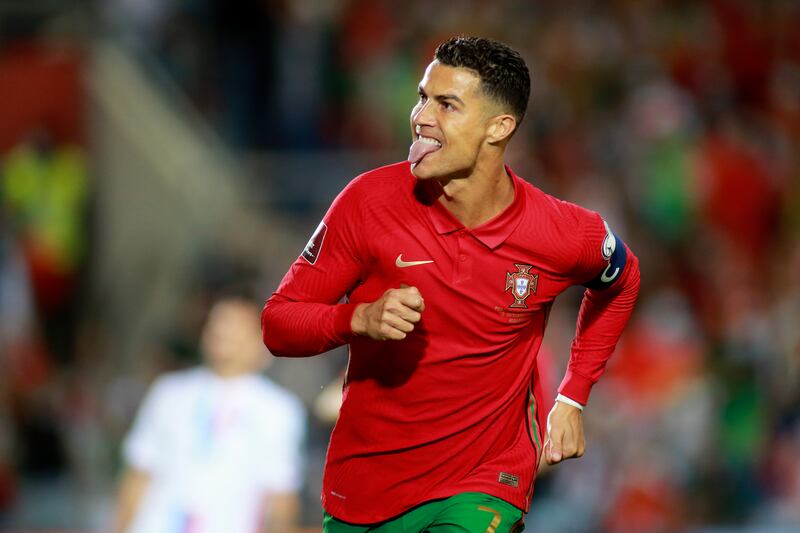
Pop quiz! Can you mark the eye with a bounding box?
[418,91,427,103]
[442,101,455,111]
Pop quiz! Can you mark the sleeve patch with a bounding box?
[301,221,327,265]
[586,222,627,290]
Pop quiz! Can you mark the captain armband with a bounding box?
[585,221,628,290]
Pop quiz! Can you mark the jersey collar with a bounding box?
[420,165,526,250]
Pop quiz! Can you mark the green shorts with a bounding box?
[322,492,525,533]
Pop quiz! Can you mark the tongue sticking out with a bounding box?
[408,139,440,166]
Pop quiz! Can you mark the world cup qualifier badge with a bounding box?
[302,221,327,265]
[505,264,538,308]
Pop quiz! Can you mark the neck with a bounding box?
[212,369,248,379]
[437,157,514,228]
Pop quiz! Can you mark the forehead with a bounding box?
[419,61,482,98]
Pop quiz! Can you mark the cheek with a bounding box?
[467,121,487,149]
[450,122,482,152]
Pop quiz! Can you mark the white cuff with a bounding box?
[556,393,585,411]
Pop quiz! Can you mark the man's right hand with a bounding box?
[351,286,425,340]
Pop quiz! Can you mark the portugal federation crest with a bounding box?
[505,264,538,308]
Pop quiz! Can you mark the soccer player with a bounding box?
[116,297,305,533]
[262,36,640,532]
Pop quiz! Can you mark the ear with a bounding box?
[486,114,517,144]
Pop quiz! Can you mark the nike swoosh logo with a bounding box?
[395,254,434,268]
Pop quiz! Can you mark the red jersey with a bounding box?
[263,162,639,524]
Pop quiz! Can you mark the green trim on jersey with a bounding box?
[528,391,542,460]
[323,492,524,532]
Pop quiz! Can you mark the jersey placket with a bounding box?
[453,230,473,284]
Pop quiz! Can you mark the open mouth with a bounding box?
[408,134,442,167]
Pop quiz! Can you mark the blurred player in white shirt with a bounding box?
[115,297,306,533]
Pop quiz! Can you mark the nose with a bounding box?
[411,98,435,128]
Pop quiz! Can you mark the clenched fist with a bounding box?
[351,286,425,340]
[544,400,585,465]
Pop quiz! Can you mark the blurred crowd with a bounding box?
[2,0,800,531]
[0,36,95,524]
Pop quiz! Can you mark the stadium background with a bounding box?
[1,0,799,531]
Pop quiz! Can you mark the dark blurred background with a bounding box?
[1,0,799,531]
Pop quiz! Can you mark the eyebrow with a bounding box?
[418,86,465,107]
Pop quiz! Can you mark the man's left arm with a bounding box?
[545,217,640,465]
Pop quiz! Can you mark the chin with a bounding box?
[410,159,441,180]
[411,165,434,179]
[412,162,470,185]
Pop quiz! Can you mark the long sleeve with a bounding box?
[262,295,359,356]
[262,179,366,357]
[557,213,641,404]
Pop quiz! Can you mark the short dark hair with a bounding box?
[434,36,530,126]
